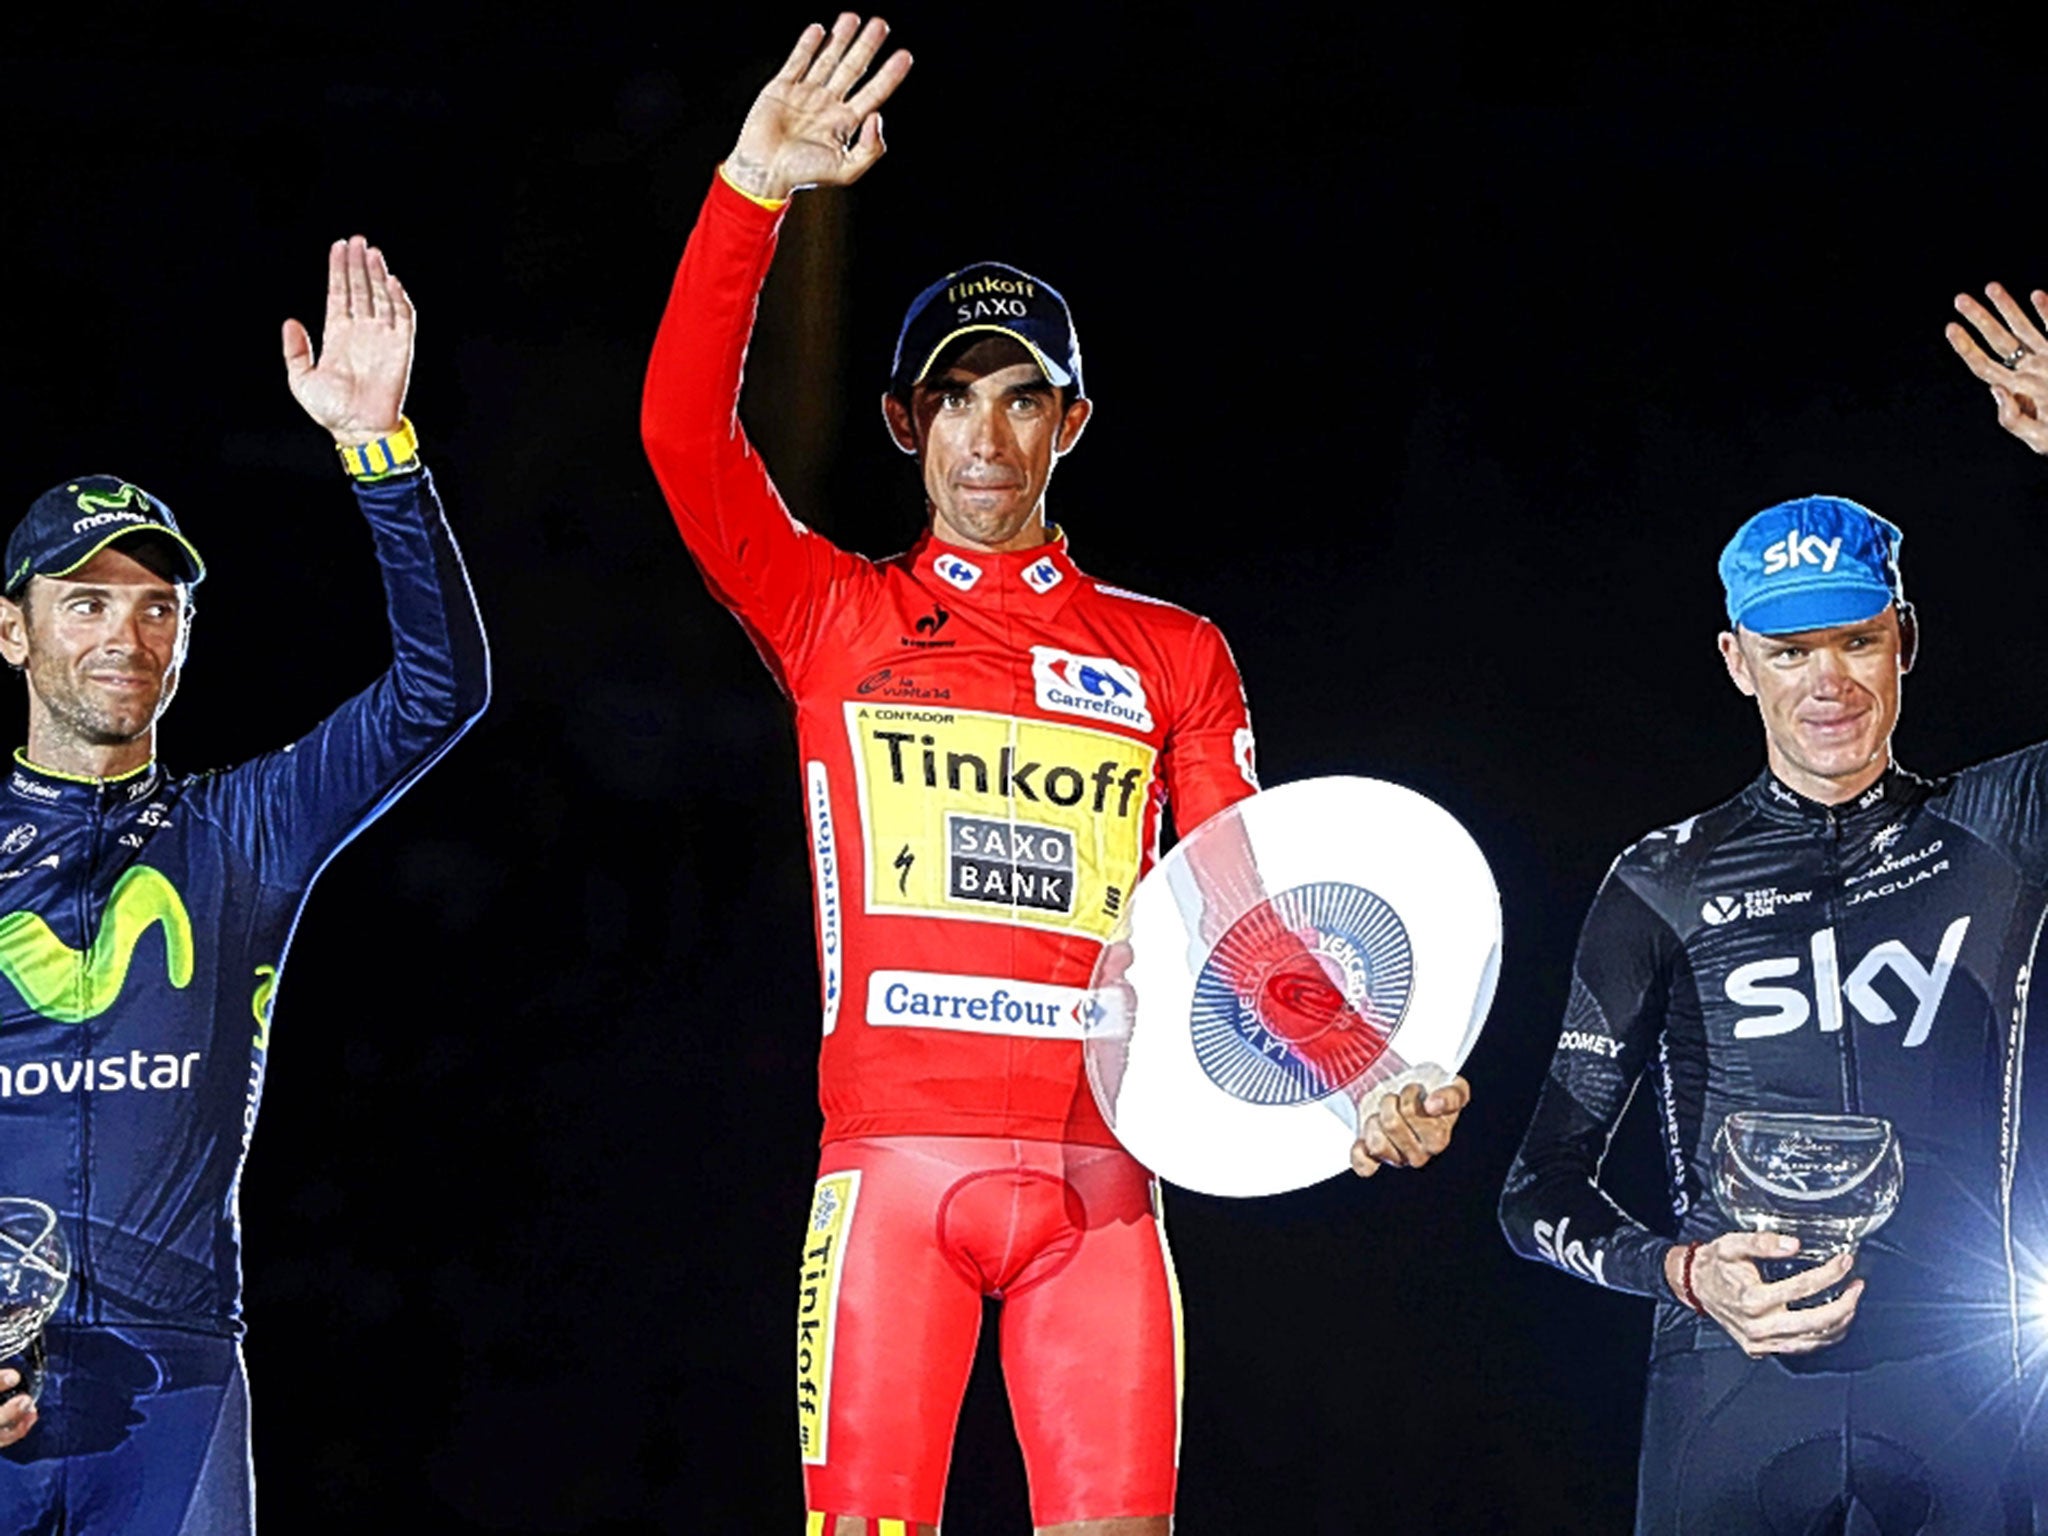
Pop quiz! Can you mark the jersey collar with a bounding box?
[7,748,161,809]
[1744,762,1927,829]
[908,527,1081,612]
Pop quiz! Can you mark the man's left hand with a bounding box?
[1945,281,2048,456]
[282,236,415,447]
[1350,1075,1470,1177]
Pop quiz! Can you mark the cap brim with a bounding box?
[45,525,206,588]
[1735,581,1893,636]
[907,325,1075,392]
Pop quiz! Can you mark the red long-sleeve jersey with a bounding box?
[643,174,1259,1146]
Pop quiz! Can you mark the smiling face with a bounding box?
[1719,606,1912,804]
[0,544,192,777]
[882,334,1092,553]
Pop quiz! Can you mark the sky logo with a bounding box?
[1726,917,1970,1047]
[1761,531,1843,575]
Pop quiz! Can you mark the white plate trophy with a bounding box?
[1,1198,71,1407]
[1711,1112,1903,1298]
[1084,776,1502,1197]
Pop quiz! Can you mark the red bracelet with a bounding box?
[1677,1241,1707,1315]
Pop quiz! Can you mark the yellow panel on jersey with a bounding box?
[844,704,1155,941]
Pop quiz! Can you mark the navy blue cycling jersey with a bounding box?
[1501,754,2048,1374]
[0,466,487,1337]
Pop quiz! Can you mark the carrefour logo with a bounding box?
[1030,646,1154,733]
[0,865,193,1022]
[932,554,983,591]
[866,969,1087,1040]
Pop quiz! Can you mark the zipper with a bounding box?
[1825,805,1862,1114]
[76,784,101,1324]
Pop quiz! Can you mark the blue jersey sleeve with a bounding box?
[199,466,490,889]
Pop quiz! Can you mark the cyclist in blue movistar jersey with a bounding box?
[0,236,488,1534]
[1500,281,2048,1534]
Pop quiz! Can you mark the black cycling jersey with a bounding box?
[1500,753,2048,1376]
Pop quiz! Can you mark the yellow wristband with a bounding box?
[338,417,420,480]
[717,162,789,211]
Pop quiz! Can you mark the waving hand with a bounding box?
[282,236,414,446]
[725,14,913,202]
[1946,281,2048,456]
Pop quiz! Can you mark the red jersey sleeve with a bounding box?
[1161,616,1259,836]
[641,173,871,690]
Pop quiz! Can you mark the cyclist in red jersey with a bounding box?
[640,18,1471,1534]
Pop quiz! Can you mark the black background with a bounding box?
[5,3,2043,1530]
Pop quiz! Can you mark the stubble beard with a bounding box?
[27,654,166,751]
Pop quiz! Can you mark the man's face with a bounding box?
[0,546,191,750]
[883,335,1091,552]
[1719,607,1910,802]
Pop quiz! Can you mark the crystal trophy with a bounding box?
[1711,1112,1902,1292]
[1,1198,71,1406]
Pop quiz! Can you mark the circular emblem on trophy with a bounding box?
[1189,881,1414,1106]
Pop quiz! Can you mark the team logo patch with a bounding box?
[1233,726,1259,790]
[1022,556,1063,595]
[797,1170,861,1465]
[0,865,193,1023]
[844,703,1153,939]
[1190,882,1412,1105]
[865,970,1088,1039]
[1030,646,1154,733]
[948,815,1074,914]
[932,554,983,591]
[806,762,843,1036]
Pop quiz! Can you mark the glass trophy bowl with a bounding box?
[1711,1112,1903,1266]
[1,1198,70,1401]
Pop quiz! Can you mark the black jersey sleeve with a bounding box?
[1499,856,1686,1299]
[1942,740,2048,876]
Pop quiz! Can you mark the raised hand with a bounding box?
[1945,281,2048,456]
[725,14,913,202]
[282,236,415,447]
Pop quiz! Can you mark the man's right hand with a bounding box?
[1666,1233,1864,1356]
[0,1368,37,1447]
[1945,281,2048,456]
[725,14,913,203]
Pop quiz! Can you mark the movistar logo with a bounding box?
[0,865,193,1022]
[251,964,276,1051]
[73,483,150,517]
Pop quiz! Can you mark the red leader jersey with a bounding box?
[642,174,1259,1147]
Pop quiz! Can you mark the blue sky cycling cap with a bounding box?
[1719,494,1902,636]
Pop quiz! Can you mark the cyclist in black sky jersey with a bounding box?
[1501,281,2048,1534]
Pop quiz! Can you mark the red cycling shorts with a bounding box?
[795,1135,1181,1528]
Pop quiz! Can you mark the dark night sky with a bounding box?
[4,3,2042,1530]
